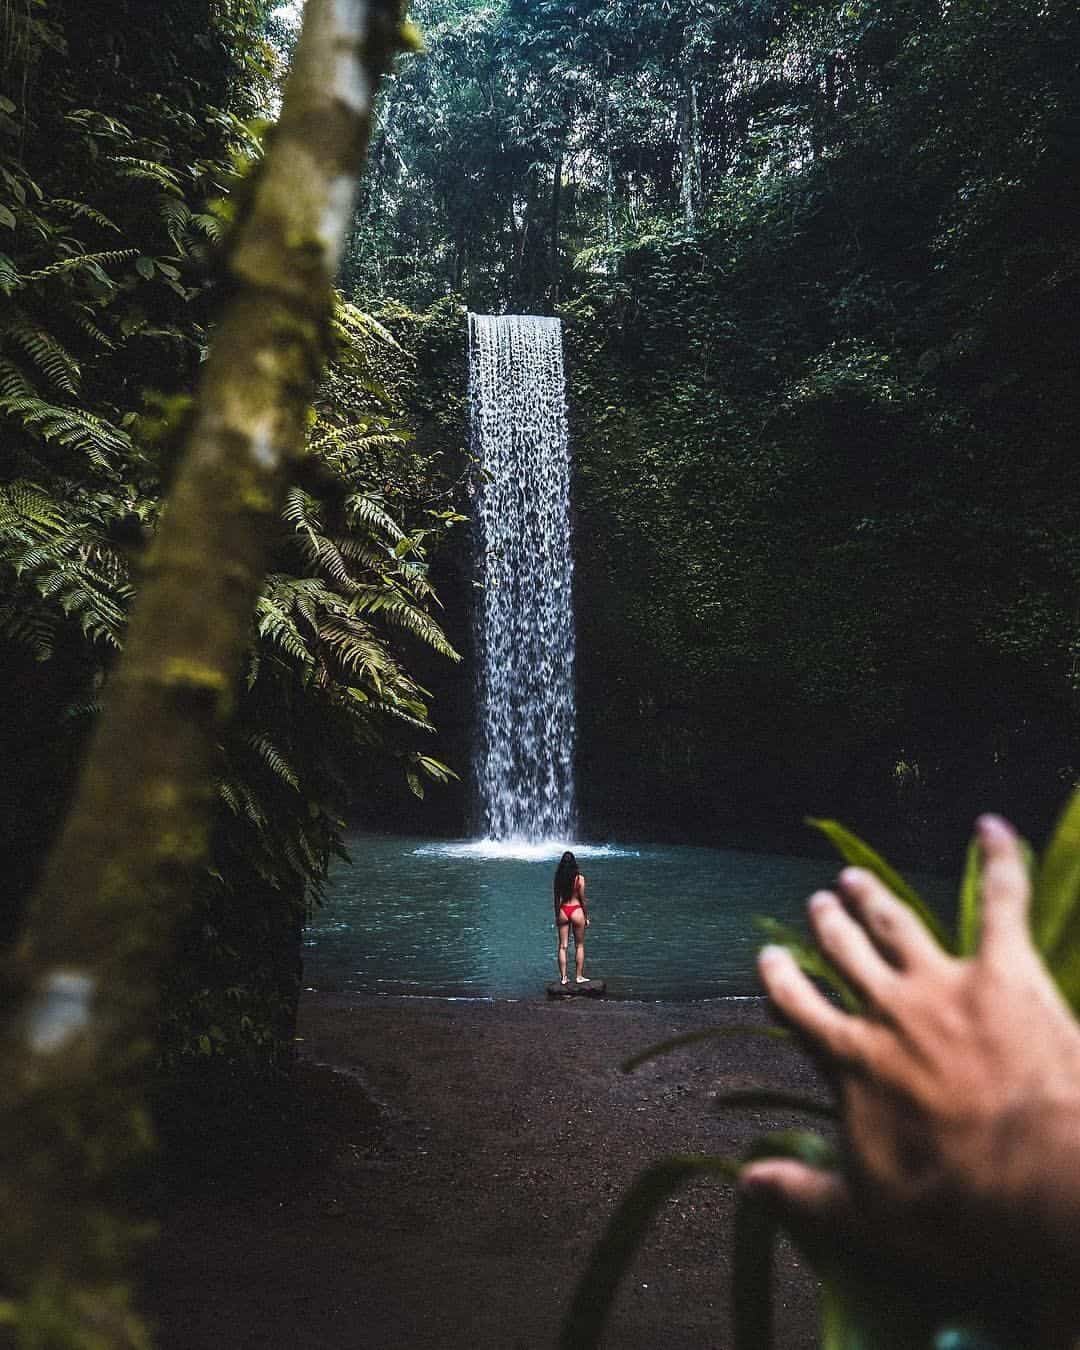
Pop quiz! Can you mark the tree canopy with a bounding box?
[347,0,1080,861]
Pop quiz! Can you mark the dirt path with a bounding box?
[142,994,825,1349]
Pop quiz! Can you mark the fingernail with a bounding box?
[808,889,834,913]
[738,1164,776,1194]
[977,814,1014,842]
[839,867,868,887]
[758,944,786,966]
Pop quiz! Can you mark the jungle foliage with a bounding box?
[352,0,1080,862]
[0,0,459,1072]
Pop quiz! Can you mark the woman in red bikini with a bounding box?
[553,850,590,985]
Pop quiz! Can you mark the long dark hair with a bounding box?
[553,850,579,903]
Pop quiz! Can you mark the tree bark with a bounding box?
[0,1,413,1344]
[679,76,700,225]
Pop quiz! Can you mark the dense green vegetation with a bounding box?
[2,2,1078,1344]
[0,0,459,1072]
[355,0,1080,863]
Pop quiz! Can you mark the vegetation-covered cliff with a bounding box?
[352,0,1080,862]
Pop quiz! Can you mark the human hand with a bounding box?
[742,815,1080,1342]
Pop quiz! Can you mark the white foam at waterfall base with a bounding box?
[412,839,641,861]
[469,313,576,843]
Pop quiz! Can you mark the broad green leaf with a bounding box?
[621,1024,791,1073]
[0,205,15,229]
[957,835,981,956]
[756,916,861,1011]
[559,1155,738,1350]
[742,1127,837,1169]
[808,818,951,951]
[1031,783,1080,957]
[135,256,156,279]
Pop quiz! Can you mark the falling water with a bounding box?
[468,313,576,842]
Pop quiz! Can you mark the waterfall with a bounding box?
[468,313,576,842]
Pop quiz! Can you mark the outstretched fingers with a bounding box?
[758,945,872,1065]
[807,888,900,1005]
[837,868,951,973]
[976,814,1032,963]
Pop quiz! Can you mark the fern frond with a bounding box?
[246,732,301,791]
[0,396,131,468]
[40,564,129,644]
[106,156,184,195]
[0,357,37,398]
[395,557,437,598]
[282,486,322,536]
[156,196,193,252]
[0,480,68,538]
[309,536,355,590]
[348,586,458,658]
[344,492,405,542]
[254,593,314,665]
[1,313,81,396]
[335,304,403,352]
[0,598,57,660]
[0,253,19,294]
[62,697,103,722]
[65,109,134,140]
[311,423,410,459]
[327,533,388,571]
[317,619,396,680]
[70,306,116,350]
[189,212,224,242]
[217,778,242,817]
[49,199,121,233]
[21,248,138,283]
[364,693,434,733]
[235,780,268,829]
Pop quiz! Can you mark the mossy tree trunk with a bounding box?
[0,1,415,1343]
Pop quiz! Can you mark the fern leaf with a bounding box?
[0,252,19,294]
[246,732,301,791]
[1,314,82,396]
[0,357,37,398]
[0,480,68,537]
[106,156,184,195]
[282,486,322,535]
[344,492,406,541]
[21,248,138,283]
[49,199,121,233]
[254,593,314,665]
[807,817,951,951]
[0,396,130,469]
[70,307,116,351]
[317,619,396,678]
[156,196,193,252]
[0,598,57,660]
[189,213,224,242]
[348,586,459,658]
